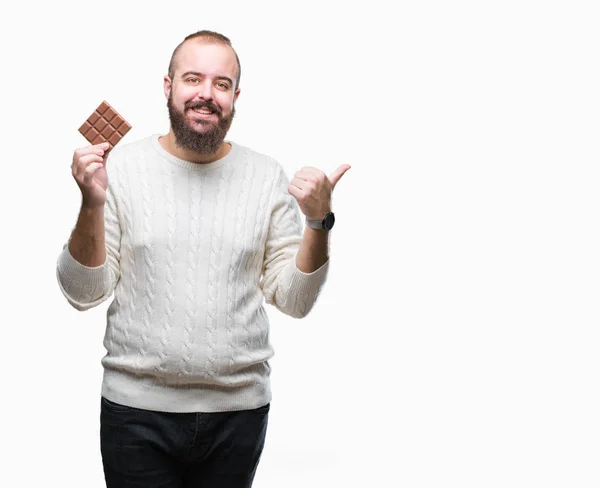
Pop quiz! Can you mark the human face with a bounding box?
[164,42,240,154]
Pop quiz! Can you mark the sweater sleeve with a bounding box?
[56,181,121,311]
[260,166,329,318]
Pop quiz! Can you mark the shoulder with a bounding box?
[232,143,287,186]
[230,144,292,207]
[233,143,284,172]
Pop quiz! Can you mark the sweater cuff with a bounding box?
[287,258,330,297]
[57,243,110,290]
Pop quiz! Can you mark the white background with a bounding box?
[1,0,600,486]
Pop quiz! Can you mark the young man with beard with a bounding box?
[56,30,350,488]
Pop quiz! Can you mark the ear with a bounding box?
[233,88,241,104]
[163,75,172,100]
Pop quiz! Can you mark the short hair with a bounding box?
[168,30,241,90]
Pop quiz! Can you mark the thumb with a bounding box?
[328,164,351,189]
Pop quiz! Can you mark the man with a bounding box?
[56,30,349,488]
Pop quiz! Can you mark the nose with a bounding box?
[195,80,214,101]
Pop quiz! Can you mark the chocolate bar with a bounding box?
[78,100,131,151]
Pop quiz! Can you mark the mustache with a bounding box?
[185,100,222,116]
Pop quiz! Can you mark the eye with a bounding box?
[216,82,229,90]
[187,78,200,84]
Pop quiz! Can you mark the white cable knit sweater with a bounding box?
[56,134,329,413]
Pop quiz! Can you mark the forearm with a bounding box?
[295,225,329,273]
[68,204,106,267]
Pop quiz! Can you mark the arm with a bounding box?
[68,204,106,267]
[261,162,349,318]
[261,170,328,318]
[289,163,349,274]
[56,182,121,311]
[295,225,329,273]
[56,143,122,311]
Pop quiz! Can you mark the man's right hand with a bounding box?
[71,142,110,208]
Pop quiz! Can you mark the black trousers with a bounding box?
[100,396,269,488]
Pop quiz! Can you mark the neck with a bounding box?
[159,130,231,164]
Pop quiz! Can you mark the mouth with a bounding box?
[189,106,218,119]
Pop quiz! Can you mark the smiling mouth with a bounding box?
[191,107,214,115]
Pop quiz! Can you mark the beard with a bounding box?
[167,94,235,155]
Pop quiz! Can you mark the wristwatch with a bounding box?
[306,212,335,231]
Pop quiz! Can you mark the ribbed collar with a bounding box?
[151,133,239,171]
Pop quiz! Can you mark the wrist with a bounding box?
[80,202,105,213]
[305,207,331,221]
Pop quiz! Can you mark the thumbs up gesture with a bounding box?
[287,164,351,220]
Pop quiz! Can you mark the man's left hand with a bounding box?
[287,165,351,220]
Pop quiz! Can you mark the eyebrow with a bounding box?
[180,71,234,86]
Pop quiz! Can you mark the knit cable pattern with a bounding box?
[116,158,136,357]
[205,164,233,378]
[246,162,279,361]
[235,159,277,386]
[105,179,122,356]
[156,163,177,379]
[138,156,155,369]
[180,171,204,383]
[226,150,252,381]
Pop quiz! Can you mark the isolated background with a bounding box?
[2,0,600,486]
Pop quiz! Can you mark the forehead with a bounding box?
[175,41,238,79]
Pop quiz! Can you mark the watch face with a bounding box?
[323,212,335,230]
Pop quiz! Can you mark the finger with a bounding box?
[74,142,109,159]
[289,177,309,190]
[73,153,104,173]
[293,171,311,182]
[295,168,324,181]
[287,184,302,200]
[82,162,104,185]
[328,164,351,188]
[92,141,110,152]
[300,166,321,174]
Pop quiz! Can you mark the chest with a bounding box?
[115,161,277,270]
